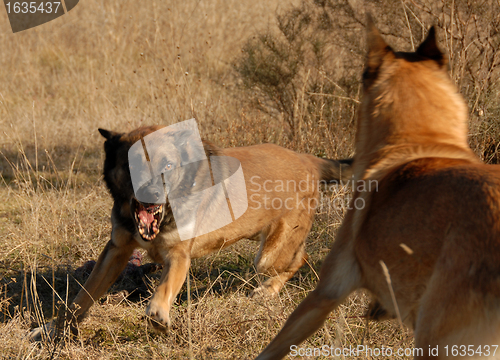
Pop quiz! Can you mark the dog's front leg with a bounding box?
[146,244,191,329]
[70,231,137,321]
[30,228,137,341]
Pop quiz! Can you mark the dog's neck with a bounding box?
[353,61,479,182]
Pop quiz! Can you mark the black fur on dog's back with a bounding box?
[320,158,353,184]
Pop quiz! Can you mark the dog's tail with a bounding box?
[306,156,353,183]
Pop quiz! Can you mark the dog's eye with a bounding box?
[165,162,173,171]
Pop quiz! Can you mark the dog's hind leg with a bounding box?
[146,242,191,330]
[255,223,361,360]
[413,258,500,359]
[253,214,312,296]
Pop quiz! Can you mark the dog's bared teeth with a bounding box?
[134,202,162,241]
[152,220,159,234]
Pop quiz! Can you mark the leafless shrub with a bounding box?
[236,0,500,161]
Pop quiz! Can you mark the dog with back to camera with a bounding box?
[255,16,500,360]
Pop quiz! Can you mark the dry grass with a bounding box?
[3,0,495,359]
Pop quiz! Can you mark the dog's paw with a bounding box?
[28,320,56,342]
[146,300,171,331]
[250,285,277,299]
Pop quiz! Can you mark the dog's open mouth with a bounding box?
[131,198,164,241]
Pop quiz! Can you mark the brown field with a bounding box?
[0,0,498,359]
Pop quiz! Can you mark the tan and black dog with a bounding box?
[256,17,500,359]
[30,125,352,340]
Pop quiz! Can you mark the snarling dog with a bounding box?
[29,123,352,341]
[256,17,500,359]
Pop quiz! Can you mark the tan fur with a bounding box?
[29,127,352,341]
[256,18,500,360]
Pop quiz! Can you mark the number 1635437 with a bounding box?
[5,2,61,14]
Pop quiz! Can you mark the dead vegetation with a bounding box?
[0,0,498,359]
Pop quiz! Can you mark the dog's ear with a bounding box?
[172,129,193,148]
[168,130,195,166]
[365,14,393,72]
[98,128,121,140]
[416,26,448,68]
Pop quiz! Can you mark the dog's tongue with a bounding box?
[138,210,154,225]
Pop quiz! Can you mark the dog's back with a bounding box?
[358,157,500,346]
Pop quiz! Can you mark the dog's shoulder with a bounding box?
[202,139,223,158]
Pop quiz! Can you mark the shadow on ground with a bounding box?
[0,245,271,328]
